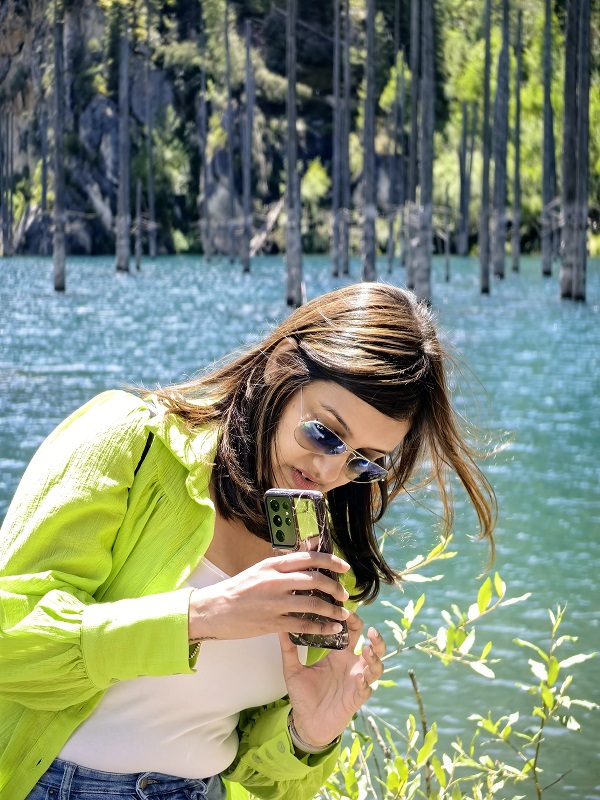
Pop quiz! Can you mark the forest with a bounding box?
[0,0,598,301]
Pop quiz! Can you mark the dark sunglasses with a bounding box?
[294,418,389,484]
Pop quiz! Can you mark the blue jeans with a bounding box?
[26,758,226,800]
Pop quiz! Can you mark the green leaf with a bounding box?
[458,628,476,656]
[416,724,438,766]
[559,652,597,669]
[547,656,560,686]
[481,641,493,660]
[376,679,397,688]
[402,573,443,583]
[394,755,408,783]
[452,785,462,800]
[528,659,548,681]
[469,661,496,679]
[493,571,506,598]
[541,686,555,709]
[477,577,492,613]
[512,638,549,661]
[414,593,426,616]
[431,755,447,788]
[501,592,531,606]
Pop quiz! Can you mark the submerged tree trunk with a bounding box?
[340,0,351,275]
[559,0,580,298]
[408,0,420,204]
[331,0,341,277]
[115,12,130,273]
[145,0,156,258]
[361,0,377,281]
[479,0,491,294]
[224,0,236,263]
[198,52,212,261]
[491,0,509,279]
[285,0,304,306]
[511,10,522,273]
[135,178,142,271]
[457,101,468,256]
[413,0,434,303]
[242,19,254,273]
[53,11,66,290]
[541,0,555,276]
[572,0,590,300]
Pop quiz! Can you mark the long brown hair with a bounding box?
[150,283,496,602]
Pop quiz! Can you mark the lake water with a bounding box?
[1,254,598,798]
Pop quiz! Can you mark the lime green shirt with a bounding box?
[0,391,341,800]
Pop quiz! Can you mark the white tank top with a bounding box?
[59,558,291,778]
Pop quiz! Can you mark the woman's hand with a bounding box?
[280,613,386,749]
[188,552,350,642]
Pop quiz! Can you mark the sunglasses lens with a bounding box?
[295,421,346,455]
[345,457,388,483]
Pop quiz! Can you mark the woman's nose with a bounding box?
[312,453,347,483]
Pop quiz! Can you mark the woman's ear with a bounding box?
[264,337,298,380]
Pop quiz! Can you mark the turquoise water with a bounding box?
[1,254,598,797]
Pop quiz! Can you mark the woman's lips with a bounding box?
[291,467,320,489]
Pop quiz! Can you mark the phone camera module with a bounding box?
[269,499,280,511]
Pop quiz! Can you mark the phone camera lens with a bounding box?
[282,501,290,511]
[273,514,282,527]
[275,530,285,542]
[285,516,292,526]
[269,499,280,511]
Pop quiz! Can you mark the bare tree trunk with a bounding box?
[40,105,48,258]
[412,0,433,303]
[408,0,420,204]
[444,184,450,281]
[0,120,5,255]
[331,0,341,277]
[135,178,142,271]
[115,11,130,273]
[399,52,407,266]
[285,0,304,306]
[560,0,579,298]
[479,0,491,294]
[457,101,468,256]
[491,0,509,279]
[198,54,212,261]
[145,0,157,258]
[224,0,236,263]
[541,0,555,276]
[361,0,377,281]
[242,19,254,274]
[340,0,351,275]
[8,114,14,255]
[53,9,66,291]
[573,0,590,301]
[387,0,401,274]
[511,10,522,273]
[463,101,477,257]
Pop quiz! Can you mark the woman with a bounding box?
[0,283,496,800]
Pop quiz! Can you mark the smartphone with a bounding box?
[264,488,349,650]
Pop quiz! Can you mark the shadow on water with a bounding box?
[1,254,599,797]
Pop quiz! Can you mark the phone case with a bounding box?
[264,488,349,650]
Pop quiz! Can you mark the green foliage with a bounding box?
[321,537,597,799]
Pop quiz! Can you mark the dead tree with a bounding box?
[412,0,434,303]
[491,0,509,279]
[541,0,556,276]
[511,10,522,272]
[145,0,157,258]
[224,0,236,263]
[242,19,254,273]
[340,0,351,275]
[361,0,377,281]
[285,0,304,307]
[331,0,342,277]
[53,5,66,290]
[387,0,401,274]
[115,9,131,273]
[479,0,491,294]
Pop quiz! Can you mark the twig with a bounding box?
[408,669,432,796]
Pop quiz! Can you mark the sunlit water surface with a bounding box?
[1,255,598,797]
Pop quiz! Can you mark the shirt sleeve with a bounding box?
[223,699,340,800]
[0,390,195,712]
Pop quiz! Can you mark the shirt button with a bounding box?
[252,754,261,764]
[277,741,286,753]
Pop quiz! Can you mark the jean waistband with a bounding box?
[39,758,210,795]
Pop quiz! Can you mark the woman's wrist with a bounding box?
[287,711,340,755]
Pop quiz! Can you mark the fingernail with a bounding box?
[333,623,343,632]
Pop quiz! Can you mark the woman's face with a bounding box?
[270,381,411,493]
